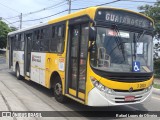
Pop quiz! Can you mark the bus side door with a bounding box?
[66,22,89,100]
[24,33,32,77]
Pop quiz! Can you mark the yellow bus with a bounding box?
[7,6,154,106]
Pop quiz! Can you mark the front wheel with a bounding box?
[54,76,67,103]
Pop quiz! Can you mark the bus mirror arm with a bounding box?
[88,41,96,53]
[89,27,96,41]
[88,43,92,52]
[89,19,96,26]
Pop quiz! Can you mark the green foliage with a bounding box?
[0,20,12,49]
[138,1,160,37]
[154,58,160,76]
[153,83,160,89]
[154,59,160,69]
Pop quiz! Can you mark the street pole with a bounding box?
[19,13,22,29]
[67,0,71,14]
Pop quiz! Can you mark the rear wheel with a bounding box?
[16,64,22,80]
[53,76,67,103]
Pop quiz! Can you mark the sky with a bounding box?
[0,0,157,29]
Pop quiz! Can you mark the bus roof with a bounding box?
[8,6,154,35]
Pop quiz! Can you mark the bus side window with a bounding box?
[50,26,58,52]
[11,36,16,50]
[18,34,21,50]
[50,24,65,53]
[40,29,44,39]
[14,34,18,50]
[17,34,24,51]
[39,28,49,52]
[52,27,56,38]
[20,33,24,51]
[57,25,63,53]
[32,30,40,51]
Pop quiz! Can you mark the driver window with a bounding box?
[94,28,111,67]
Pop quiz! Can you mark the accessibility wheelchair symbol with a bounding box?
[132,61,140,72]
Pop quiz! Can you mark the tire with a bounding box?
[53,76,67,103]
[16,64,22,80]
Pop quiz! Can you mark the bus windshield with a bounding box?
[90,27,153,73]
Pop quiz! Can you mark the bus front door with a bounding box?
[24,33,32,77]
[67,24,89,100]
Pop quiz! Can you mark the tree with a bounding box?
[0,20,12,49]
[10,26,18,31]
[138,1,160,37]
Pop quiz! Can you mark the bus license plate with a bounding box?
[125,96,135,101]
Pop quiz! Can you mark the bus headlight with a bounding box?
[144,85,152,92]
[90,77,115,94]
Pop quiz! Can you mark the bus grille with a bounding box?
[115,100,140,103]
[106,86,152,104]
[113,89,145,92]
[107,76,151,82]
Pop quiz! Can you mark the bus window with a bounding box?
[40,29,44,39]
[10,36,15,50]
[20,33,24,51]
[79,24,89,91]
[52,27,56,38]
[39,28,49,52]
[50,26,57,52]
[50,24,65,53]
[57,25,64,52]
[58,26,62,37]
[17,34,24,51]
[32,30,40,51]
[14,34,19,50]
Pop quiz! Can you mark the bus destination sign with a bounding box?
[95,9,153,29]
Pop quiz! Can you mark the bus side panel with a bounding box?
[13,51,24,76]
[45,53,66,91]
[30,52,46,86]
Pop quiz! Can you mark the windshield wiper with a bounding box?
[136,30,146,43]
[109,24,126,62]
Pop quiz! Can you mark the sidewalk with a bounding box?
[153,78,160,96]
[154,78,160,85]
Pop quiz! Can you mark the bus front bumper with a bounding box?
[87,87,152,106]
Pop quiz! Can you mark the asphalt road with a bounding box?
[0,55,160,120]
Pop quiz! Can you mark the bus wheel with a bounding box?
[16,64,22,80]
[54,76,67,103]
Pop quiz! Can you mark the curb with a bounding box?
[153,87,160,95]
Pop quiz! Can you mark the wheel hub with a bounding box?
[55,83,62,96]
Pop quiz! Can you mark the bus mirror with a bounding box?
[89,27,96,41]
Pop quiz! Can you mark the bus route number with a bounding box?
[137,83,146,89]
